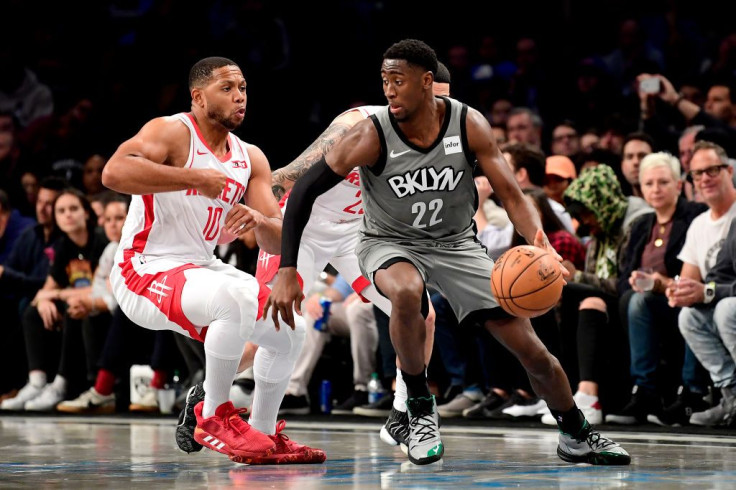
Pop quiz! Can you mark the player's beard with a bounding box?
[209,108,241,131]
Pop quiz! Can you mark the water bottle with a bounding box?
[367,372,385,404]
[320,379,332,414]
[313,297,332,332]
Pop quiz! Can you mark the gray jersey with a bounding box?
[359,97,477,243]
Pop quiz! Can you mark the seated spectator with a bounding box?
[0,188,108,411]
[607,152,708,425]
[541,164,653,425]
[666,141,736,427]
[0,177,65,398]
[544,155,577,206]
[549,120,581,159]
[672,219,736,427]
[620,132,655,198]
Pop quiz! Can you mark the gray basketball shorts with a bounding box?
[356,237,500,323]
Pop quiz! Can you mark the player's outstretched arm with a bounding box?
[264,119,380,330]
[237,144,283,255]
[271,110,365,200]
[102,117,227,197]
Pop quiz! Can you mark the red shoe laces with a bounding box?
[223,407,250,435]
[273,420,291,442]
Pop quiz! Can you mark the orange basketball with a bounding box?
[490,245,564,318]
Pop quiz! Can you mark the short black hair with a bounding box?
[435,61,451,84]
[39,176,69,192]
[502,143,546,187]
[383,39,438,75]
[623,131,656,152]
[189,57,240,90]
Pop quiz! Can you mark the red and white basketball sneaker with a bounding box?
[193,401,275,463]
[240,420,326,464]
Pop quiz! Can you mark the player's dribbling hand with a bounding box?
[194,168,228,198]
[533,229,569,281]
[263,267,305,331]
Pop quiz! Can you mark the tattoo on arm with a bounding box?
[270,121,352,199]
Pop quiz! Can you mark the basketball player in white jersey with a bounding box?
[103,57,325,465]
[174,63,452,457]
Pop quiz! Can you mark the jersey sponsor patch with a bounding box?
[443,136,462,155]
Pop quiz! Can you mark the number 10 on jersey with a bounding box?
[204,206,223,241]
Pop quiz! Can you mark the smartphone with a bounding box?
[640,77,661,94]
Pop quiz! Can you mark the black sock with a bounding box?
[577,309,607,381]
[401,368,430,399]
[550,403,586,436]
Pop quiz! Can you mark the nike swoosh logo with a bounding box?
[390,149,411,158]
[196,149,207,155]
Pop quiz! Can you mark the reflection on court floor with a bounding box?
[2,416,736,488]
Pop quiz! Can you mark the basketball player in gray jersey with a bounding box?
[265,39,630,467]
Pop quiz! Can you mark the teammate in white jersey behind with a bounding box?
[103,56,325,465]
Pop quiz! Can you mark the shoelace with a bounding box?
[410,412,439,443]
[273,419,291,443]
[223,407,250,435]
[582,430,616,450]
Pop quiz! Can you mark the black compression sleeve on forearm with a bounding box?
[280,157,345,268]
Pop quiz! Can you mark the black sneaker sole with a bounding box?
[557,447,631,465]
[176,384,204,453]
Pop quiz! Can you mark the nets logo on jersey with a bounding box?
[387,165,465,198]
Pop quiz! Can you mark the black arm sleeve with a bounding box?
[280,157,345,268]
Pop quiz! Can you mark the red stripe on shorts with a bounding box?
[120,259,208,342]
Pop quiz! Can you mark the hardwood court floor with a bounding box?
[1,414,735,489]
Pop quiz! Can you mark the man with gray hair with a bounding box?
[667,141,736,426]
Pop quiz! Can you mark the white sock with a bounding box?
[51,375,67,394]
[248,376,289,435]
[393,369,408,412]
[203,356,239,418]
[29,370,47,389]
[574,391,599,407]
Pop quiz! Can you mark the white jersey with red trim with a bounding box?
[116,113,252,264]
[310,105,383,223]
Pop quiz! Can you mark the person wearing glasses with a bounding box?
[666,140,736,426]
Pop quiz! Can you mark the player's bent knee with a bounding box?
[579,296,607,312]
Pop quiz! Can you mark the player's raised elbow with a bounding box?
[101,161,123,192]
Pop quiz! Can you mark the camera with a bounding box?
[640,77,661,94]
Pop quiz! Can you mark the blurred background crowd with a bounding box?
[2,0,736,430]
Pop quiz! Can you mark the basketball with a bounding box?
[491,245,564,318]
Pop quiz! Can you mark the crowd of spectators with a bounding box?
[2,1,736,428]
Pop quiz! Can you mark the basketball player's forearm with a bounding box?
[271,122,351,199]
[103,158,201,195]
[253,217,282,255]
[507,199,543,243]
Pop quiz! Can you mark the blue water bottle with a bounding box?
[320,379,332,414]
[313,297,332,331]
